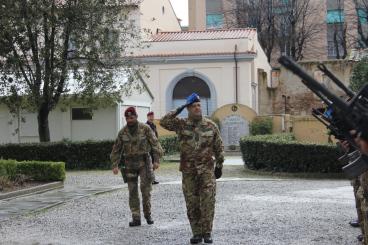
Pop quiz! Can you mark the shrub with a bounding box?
[350,57,368,92]
[250,117,273,136]
[0,160,65,181]
[159,135,179,155]
[240,134,341,173]
[0,136,178,170]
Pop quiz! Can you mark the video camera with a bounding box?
[278,56,368,178]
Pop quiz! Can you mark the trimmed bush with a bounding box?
[159,135,179,155]
[0,160,65,181]
[240,134,341,173]
[250,117,273,135]
[0,135,178,170]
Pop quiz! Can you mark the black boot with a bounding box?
[203,233,213,244]
[349,219,360,228]
[129,219,141,227]
[190,235,202,244]
[357,234,363,242]
[146,216,154,225]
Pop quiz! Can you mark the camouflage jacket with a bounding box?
[160,111,224,174]
[110,122,163,168]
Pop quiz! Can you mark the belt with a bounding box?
[124,154,148,161]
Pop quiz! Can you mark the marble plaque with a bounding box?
[221,115,249,146]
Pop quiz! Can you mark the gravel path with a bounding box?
[0,166,361,245]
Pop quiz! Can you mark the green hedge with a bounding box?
[0,136,178,170]
[240,134,341,173]
[159,135,179,155]
[0,160,65,181]
[250,117,273,135]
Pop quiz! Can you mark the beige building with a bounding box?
[139,0,181,34]
[134,28,272,147]
[189,0,367,62]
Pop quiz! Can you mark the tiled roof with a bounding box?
[133,51,256,58]
[149,28,257,42]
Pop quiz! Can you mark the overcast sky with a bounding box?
[170,0,188,27]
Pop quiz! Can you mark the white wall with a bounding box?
[144,60,254,118]
[0,85,153,144]
[140,0,181,34]
[71,106,117,141]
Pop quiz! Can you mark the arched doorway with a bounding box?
[172,76,213,117]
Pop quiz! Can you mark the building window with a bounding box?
[327,23,346,58]
[251,84,257,111]
[72,108,93,120]
[206,14,224,29]
[172,76,212,117]
[358,8,368,24]
[162,6,165,15]
[326,9,344,23]
[206,0,223,29]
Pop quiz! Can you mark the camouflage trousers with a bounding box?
[352,178,363,224]
[126,161,153,220]
[182,171,216,236]
[361,195,368,245]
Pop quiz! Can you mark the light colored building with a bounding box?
[189,0,368,61]
[135,28,272,118]
[0,0,180,144]
[0,77,154,144]
[140,0,182,34]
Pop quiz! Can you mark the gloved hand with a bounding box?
[174,104,187,116]
[214,167,222,179]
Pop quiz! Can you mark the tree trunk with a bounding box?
[37,105,51,142]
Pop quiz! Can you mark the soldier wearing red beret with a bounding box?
[111,106,163,227]
[146,111,159,185]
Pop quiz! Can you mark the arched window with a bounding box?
[172,76,212,117]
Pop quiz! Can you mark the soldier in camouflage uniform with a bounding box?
[111,107,163,227]
[160,93,224,244]
[358,138,368,244]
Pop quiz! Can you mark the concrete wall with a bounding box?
[144,60,256,118]
[188,0,206,31]
[292,116,330,144]
[259,59,356,116]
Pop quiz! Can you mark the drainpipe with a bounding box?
[234,45,238,104]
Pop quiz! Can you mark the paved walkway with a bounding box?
[0,166,360,245]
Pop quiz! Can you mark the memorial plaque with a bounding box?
[221,115,249,147]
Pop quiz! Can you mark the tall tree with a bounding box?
[233,0,277,63]
[353,0,368,48]
[0,0,144,142]
[277,0,321,61]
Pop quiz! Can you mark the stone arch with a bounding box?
[166,70,217,116]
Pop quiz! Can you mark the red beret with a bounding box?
[125,107,137,117]
[147,111,154,116]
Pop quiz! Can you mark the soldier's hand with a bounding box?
[214,167,222,179]
[112,167,119,175]
[153,162,159,170]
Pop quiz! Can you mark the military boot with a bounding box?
[146,216,154,225]
[190,235,202,244]
[203,233,213,244]
[129,219,141,227]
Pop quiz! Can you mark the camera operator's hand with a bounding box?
[359,138,368,155]
[339,140,350,153]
